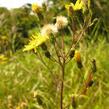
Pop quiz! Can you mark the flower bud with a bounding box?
[71,96,77,109]
[37,95,43,105]
[45,51,51,59]
[41,43,47,51]
[91,59,97,73]
[69,49,75,58]
[74,51,83,69]
[87,80,94,87]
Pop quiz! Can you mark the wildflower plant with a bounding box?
[23,0,97,109]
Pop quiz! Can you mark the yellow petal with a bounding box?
[23,34,49,52]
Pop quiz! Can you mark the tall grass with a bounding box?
[0,37,109,109]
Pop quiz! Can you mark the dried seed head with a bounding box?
[55,16,68,29]
[41,24,58,36]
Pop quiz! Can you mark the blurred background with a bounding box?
[0,0,109,56]
[0,0,109,109]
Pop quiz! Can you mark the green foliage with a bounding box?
[0,0,109,109]
[0,6,38,54]
[0,38,109,108]
[0,0,109,54]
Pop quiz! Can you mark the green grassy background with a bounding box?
[0,0,109,108]
[0,37,109,109]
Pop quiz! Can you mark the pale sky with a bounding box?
[0,0,44,9]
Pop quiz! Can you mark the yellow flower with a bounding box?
[65,0,84,12]
[23,33,49,52]
[32,3,41,14]
[74,0,84,11]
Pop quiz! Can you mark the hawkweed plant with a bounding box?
[23,0,97,109]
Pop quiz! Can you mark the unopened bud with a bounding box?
[71,96,77,109]
[77,61,83,69]
[41,43,47,51]
[74,51,83,69]
[69,49,75,58]
[45,51,51,58]
[88,80,94,87]
[37,95,43,105]
[91,59,97,73]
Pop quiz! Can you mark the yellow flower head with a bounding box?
[32,3,41,14]
[65,0,85,12]
[23,33,49,52]
[74,0,84,11]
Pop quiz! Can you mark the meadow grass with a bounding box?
[0,37,109,109]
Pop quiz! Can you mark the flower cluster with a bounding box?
[41,16,68,36]
[23,15,68,52]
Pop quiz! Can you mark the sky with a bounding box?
[0,0,44,9]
